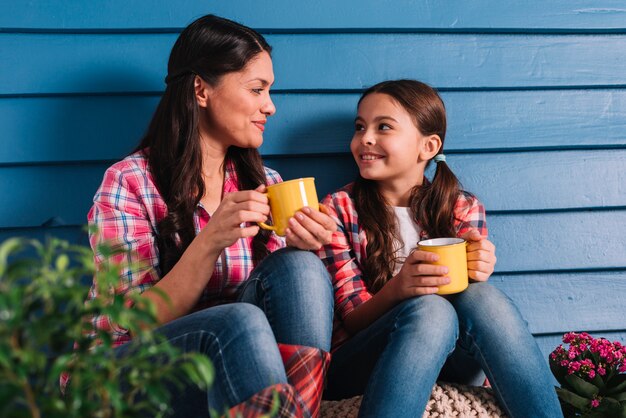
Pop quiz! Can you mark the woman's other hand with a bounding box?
[460,229,496,282]
[285,204,337,250]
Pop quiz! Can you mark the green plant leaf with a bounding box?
[608,374,626,394]
[556,387,591,410]
[564,374,600,398]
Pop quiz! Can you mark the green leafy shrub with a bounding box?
[0,236,213,418]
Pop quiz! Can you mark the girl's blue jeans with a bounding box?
[116,247,333,416]
[324,282,563,418]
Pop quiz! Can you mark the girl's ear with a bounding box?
[194,75,210,108]
[419,134,442,161]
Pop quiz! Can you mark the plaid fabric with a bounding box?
[84,151,284,348]
[317,183,488,351]
[225,344,330,418]
[279,344,331,418]
[224,383,303,418]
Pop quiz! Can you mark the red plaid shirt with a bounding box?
[85,151,285,347]
[317,183,488,351]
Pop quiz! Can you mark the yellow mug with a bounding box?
[417,237,468,295]
[258,177,319,236]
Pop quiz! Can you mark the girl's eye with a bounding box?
[355,123,365,131]
[379,123,391,130]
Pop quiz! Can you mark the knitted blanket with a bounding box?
[320,382,506,418]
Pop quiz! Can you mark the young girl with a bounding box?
[318,80,563,417]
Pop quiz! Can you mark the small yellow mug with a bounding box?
[417,237,468,295]
[258,177,319,236]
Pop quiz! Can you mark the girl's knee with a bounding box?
[396,296,459,336]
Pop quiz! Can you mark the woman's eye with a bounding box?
[251,88,263,95]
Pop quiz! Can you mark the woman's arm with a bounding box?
[143,187,271,324]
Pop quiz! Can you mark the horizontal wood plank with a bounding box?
[489,210,626,272]
[4,33,626,94]
[3,89,626,164]
[3,1,626,31]
[2,161,626,271]
[490,272,626,334]
[2,151,626,227]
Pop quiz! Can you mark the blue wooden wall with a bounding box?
[2,1,625,358]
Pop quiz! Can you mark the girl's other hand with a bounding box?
[285,203,337,250]
[202,185,270,252]
[460,229,496,282]
[383,250,451,302]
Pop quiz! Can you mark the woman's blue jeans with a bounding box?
[116,247,333,417]
[324,282,563,418]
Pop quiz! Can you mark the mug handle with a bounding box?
[257,192,277,232]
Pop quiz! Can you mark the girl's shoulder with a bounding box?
[322,183,355,207]
[262,166,282,186]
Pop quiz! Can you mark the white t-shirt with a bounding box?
[392,206,421,275]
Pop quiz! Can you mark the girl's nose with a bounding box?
[361,131,375,146]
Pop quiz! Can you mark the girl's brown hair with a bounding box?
[134,15,272,275]
[353,79,471,293]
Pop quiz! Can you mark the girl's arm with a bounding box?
[343,250,449,334]
[454,193,496,282]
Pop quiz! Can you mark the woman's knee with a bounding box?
[261,247,332,294]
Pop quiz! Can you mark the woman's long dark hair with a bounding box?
[353,80,472,293]
[134,14,272,275]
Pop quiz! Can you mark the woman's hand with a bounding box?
[285,204,337,250]
[382,250,451,302]
[460,229,497,282]
[202,185,270,252]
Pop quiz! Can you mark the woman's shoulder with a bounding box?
[99,151,155,193]
[105,151,149,177]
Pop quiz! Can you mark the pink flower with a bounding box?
[560,360,569,367]
[590,399,600,408]
[598,366,606,376]
[588,369,596,379]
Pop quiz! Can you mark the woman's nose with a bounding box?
[261,95,276,116]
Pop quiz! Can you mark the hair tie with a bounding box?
[433,154,446,163]
[164,68,195,85]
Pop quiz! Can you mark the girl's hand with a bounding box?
[285,204,337,250]
[202,185,270,252]
[460,229,497,282]
[383,250,451,302]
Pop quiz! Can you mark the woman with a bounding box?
[75,14,336,417]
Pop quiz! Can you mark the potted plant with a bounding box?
[550,332,626,417]
[0,236,213,418]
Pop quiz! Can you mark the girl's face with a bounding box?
[196,51,276,150]
[351,93,437,188]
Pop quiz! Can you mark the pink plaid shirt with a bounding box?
[85,151,285,348]
[317,183,488,351]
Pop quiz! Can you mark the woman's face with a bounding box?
[197,51,276,150]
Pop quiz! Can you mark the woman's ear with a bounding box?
[194,75,210,108]
[419,134,442,161]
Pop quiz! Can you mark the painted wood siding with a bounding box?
[2,1,625,357]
